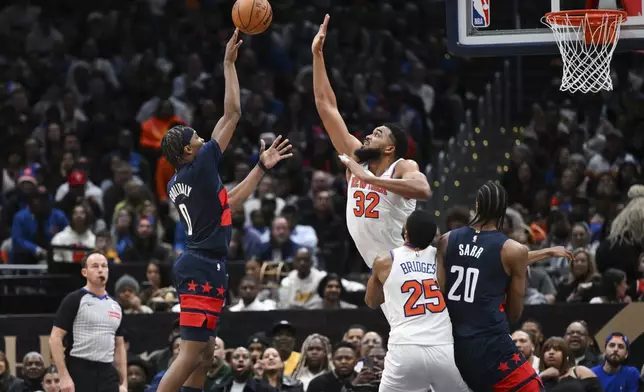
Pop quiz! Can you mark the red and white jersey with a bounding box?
[383,245,454,346]
[345,159,416,267]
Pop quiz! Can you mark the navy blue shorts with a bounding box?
[173,251,228,342]
[454,333,544,392]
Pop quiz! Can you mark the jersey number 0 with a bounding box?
[178,204,193,235]
[401,279,446,317]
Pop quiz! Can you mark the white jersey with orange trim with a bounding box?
[382,245,454,346]
[345,159,416,268]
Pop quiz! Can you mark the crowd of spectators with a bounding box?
[0,0,455,274]
[1,0,644,390]
[2,319,642,392]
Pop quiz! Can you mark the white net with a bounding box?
[542,11,627,94]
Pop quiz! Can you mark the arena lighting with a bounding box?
[431,125,522,219]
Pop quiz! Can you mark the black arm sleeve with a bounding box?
[53,289,84,332]
[115,302,124,336]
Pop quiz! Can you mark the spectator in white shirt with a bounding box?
[51,204,96,263]
[278,248,326,309]
[229,276,277,312]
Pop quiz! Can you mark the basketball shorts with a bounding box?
[454,334,544,392]
[173,251,228,342]
[379,344,470,392]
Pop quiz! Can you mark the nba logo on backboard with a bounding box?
[472,0,490,28]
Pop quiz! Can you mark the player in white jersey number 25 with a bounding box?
[366,210,470,392]
[312,14,431,268]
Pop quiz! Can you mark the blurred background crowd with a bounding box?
[0,0,643,390]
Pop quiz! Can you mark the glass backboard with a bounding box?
[447,0,644,56]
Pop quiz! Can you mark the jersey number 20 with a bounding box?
[353,190,380,218]
[401,279,446,317]
[447,266,480,303]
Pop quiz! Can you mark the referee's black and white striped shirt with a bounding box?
[54,288,123,363]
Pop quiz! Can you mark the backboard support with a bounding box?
[447,0,644,57]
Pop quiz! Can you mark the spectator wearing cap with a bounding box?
[248,333,271,363]
[51,203,96,263]
[591,333,640,392]
[261,205,317,250]
[259,217,304,263]
[114,274,153,314]
[272,321,301,376]
[54,168,103,211]
[11,186,68,263]
[121,216,169,263]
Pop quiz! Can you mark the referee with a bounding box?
[49,251,127,392]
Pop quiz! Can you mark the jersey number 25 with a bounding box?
[401,279,446,317]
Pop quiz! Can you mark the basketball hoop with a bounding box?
[542,10,628,94]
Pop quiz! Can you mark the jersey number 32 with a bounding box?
[401,279,446,317]
[353,190,380,219]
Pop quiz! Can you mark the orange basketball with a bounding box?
[232,0,273,35]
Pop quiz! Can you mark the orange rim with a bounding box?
[544,10,628,45]
[544,9,627,27]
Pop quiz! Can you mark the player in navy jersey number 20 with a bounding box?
[436,181,571,392]
[156,29,293,392]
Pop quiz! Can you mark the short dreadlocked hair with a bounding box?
[469,181,508,231]
[161,125,193,167]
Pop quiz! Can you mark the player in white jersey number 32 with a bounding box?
[366,211,470,392]
[312,14,431,268]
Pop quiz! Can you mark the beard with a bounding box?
[606,354,625,367]
[354,146,383,163]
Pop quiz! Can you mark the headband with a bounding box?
[180,127,194,147]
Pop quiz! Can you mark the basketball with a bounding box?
[232,0,273,35]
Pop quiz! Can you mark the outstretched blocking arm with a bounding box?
[312,15,362,158]
[365,254,392,309]
[340,157,430,200]
[502,240,529,324]
[527,246,574,265]
[212,29,243,151]
[228,136,293,209]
